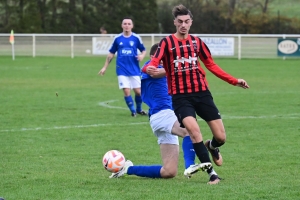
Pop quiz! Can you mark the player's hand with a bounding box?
[236,79,250,89]
[136,55,145,62]
[98,67,106,76]
[146,66,159,76]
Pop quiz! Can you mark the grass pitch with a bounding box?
[0,56,299,200]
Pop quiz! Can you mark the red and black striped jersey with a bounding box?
[143,34,238,95]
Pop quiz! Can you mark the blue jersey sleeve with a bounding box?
[109,34,121,54]
[135,34,146,53]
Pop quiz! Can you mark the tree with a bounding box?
[19,0,43,33]
[157,1,174,33]
[100,0,131,33]
[37,0,47,31]
[129,0,158,33]
[0,0,298,34]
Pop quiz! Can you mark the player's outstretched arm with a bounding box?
[147,67,166,78]
[235,79,250,89]
[98,53,114,76]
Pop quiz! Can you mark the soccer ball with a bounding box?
[102,150,126,173]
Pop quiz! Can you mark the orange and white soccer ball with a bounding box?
[102,150,126,173]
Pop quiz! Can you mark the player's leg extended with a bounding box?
[172,96,211,166]
[109,160,162,179]
[117,144,179,179]
[192,93,223,183]
[110,110,175,179]
[121,134,179,179]
[110,144,178,179]
[126,109,180,178]
[182,117,220,184]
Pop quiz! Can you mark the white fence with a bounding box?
[1,33,300,59]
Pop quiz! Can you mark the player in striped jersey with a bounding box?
[109,43,212,180]
[98,17,147,117]
[143,4,250,184]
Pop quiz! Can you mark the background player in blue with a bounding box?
[109,44,211,179]
[98,17,147,117]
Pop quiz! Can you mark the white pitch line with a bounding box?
[0,113,299,133]
[221,113,300,119]
[212,90,300,95]
[98,99,300,119]
[2,100,299,133]
[98,99,127,110]
[0,122,148,133]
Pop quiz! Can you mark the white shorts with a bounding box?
[117,75,141,89]
[149,109,179,145]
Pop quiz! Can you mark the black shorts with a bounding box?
[172,90,221,127]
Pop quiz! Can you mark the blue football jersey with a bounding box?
[141,61,172,116]
[109,33,146,76]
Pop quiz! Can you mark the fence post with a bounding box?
[33,34,36,58]
[71,34,74,58]
[282,34,286,60]
[238,34,241,60]
[151,34,154,46]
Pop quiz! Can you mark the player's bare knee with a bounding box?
[214,134,226,144]
[218,134,226,143]
[220,130,226,142]
[188,131,203,142]
[161,167,177,178]
[164,170,177,178]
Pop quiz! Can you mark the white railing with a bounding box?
[0,33,300,59]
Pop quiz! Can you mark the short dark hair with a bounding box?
[150,43,159,56]
[122,17,134,23]
[172,4,193,19]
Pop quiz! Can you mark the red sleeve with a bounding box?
[142,39,166,73]
[198,39,238,85]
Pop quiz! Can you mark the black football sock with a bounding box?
[211,137,225,148]
[193,141,211,163]
[193,141,215,174]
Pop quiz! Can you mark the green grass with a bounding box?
[268,0,300,18]
[0,56,300,200]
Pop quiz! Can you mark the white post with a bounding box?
[238,34,241,60]
[151,34,154,46]
[282,34,286,60]
[33,34,36,58]
[71,34,74,58]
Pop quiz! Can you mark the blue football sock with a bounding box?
[182,136,195,169]
[127,165,162,178]
[135,95,142,113]
[124,96,136,113]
